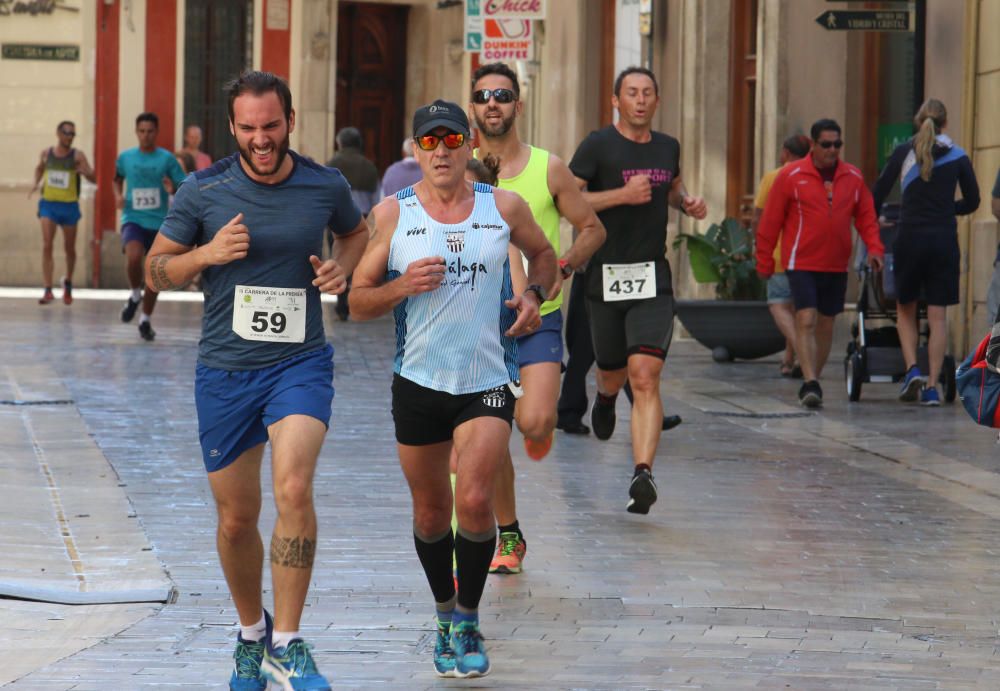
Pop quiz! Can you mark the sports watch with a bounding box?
[524,284,546,304]
[559,259,573,279]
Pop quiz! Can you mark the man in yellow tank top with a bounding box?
[29,121,96,305]
[470,63,606,575]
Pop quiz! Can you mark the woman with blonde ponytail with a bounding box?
[872,98,980,406]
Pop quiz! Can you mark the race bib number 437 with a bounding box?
[602,262,656,302]
[232,286,307,343]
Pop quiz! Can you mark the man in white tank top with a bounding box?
[351,100,556,679]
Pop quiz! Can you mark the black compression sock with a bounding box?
[597,391,618,405]
[413,529,456,604]
[455,528,496,611]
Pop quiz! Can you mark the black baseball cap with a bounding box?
[412,99,470,138]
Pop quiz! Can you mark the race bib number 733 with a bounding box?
[602,262,656,302]
[232,286,307,343]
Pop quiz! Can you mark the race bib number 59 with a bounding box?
[602,262,656,302]
[232,286,306,343]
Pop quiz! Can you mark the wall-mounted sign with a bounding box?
[465,0,483,52]
[482,19,532,61]
[481,0,545,20]
[2,43,79,60]
[815,10,913,32]
[0,0,79,17]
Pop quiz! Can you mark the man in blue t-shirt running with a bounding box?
[114,112,187,340]
[147,71,368,690]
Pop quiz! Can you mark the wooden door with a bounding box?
[336,2,409,174]
[184,0,254,161]
[726,0,758,226]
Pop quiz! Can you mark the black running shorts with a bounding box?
[391,374,515,446]
[585,294,674,371]
[893,226,960,306]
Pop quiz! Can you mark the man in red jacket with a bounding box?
[756,119,884,408]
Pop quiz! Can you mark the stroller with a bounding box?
[844,204,957,402]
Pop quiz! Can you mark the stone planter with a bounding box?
[675,299,785,362]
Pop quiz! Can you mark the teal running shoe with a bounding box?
[433,620,457,678]
[229,634,266,691]
[449,619,490,678]
[260,610,331,690]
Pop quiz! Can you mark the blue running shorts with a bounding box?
[120,222,158,253]
[195,344,334,472]
[517,309,564,367]
[38,199,82,226]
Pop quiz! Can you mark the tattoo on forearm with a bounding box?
[149,255,181,291]
[270,534,316,568]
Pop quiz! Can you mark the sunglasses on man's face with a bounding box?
[818,140,843,149]
[60,130,76,137]
[415,132,466,151]
[471,88,516,105]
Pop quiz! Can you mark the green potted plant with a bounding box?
[672,218,783,361]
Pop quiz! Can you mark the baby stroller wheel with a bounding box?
[846,351,865,402]
[941,354,957,403]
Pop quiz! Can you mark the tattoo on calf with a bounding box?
[270,535,316,568]
[149,255,181,291]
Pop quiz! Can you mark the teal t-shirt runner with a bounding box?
[115,147,187,230]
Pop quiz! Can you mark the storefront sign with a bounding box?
[2,43,79,60]
[815,10,913,32]
[0,0,78,16]
[482,0,545,20]
[481,19,532,61]
[465,0,483,52]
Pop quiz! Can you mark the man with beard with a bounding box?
[570,67,707,514]
[114,112,188,340]
[469,62,605,575]
[350,99,556,678]
[146,71,368,690]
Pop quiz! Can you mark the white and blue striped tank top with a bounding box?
[387,182,518,394]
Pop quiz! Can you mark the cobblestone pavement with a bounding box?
[4,294,1000,689]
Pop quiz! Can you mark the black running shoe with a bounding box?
[138,321,156,342]
[798,380,823,408]
[627,468,657,514]
[556,419,590,435]
[121,295,141,322]
[590,396,617,440]
[662,415,682,431]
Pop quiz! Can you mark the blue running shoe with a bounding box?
[260,611,331,690]
[899,365,925,402]
[433,620,457,678]
[261,640,330,690]
[450,619,490,678]
[229,634,267,691]
[920,385,941,407]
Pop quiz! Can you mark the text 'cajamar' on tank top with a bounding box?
[387,182,519,395]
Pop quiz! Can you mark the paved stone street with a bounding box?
[4,292,1000,689]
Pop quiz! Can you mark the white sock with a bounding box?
[271,630,300,650]
[130,288,142,301]
[139,313,151,325]
[240,612,267,642]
